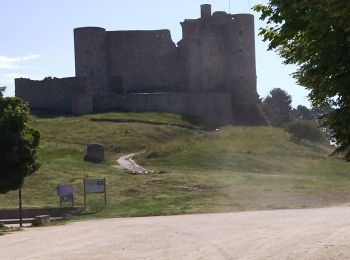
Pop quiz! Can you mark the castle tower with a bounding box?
[226,14,257,97]
[179,5,265,125]
[200,4,212,18]
[225,14,263,124]
[74,27,109,93]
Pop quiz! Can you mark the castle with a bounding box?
[15,4,266,127]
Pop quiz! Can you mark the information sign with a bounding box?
[56,184,74,207]
[83,178,107,209]
[84,179,105,194]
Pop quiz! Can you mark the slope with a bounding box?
[0,111,349,218]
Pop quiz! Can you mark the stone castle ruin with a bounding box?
[15,4,266,127]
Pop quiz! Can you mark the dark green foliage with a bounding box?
[311,106,334,123]
[253,0,350,160]
[262,88,293,127]
[0,88,40,194]
[292,105,313,121]
[0,87,5,97]
[286,120,325,144]
[326,108,350,158]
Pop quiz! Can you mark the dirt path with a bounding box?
[116,153,148,174]
[1,205,350,259]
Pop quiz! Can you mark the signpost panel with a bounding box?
[56,184,74,207]
[83,178,106,209]
[84,179,105,194]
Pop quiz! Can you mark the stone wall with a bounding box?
[106,30,180,93]
[117,93,234,128]
[0,207,81,220]
[15,77,93,114]
[93,92,118,111]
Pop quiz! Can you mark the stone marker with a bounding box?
[85,143,105,163]
[32,215,50,227]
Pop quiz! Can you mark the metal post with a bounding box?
[19,188,23,227]
[104,178,107,207]
[83,179,87,210]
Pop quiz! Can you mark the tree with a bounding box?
[0,88,40,194]
[262,88,293,127]
[286,120,325,144]
[310,106,334,123]
[0,87,5,97]
[253,0,350,160]
[292,105,314,121]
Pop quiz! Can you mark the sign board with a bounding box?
[57,184,74,199]
[83,178,107,209]
[56,184,74,207]
[84,179,106,194]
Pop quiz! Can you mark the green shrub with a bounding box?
[286,120,325,143]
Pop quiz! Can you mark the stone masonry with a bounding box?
[15,5,266,127]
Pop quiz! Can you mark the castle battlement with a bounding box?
[15,4,266,127]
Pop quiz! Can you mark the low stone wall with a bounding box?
[72,94,93,114]
[0,207,81,220]
[15,76,265,126]
[117,92,234,127]
[93,92,118,111]
[15,77,93,114]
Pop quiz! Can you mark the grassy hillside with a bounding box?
[1,111,350,218]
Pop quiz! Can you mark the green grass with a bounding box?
[1,111,350,219]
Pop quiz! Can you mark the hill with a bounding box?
[0,111,350,218]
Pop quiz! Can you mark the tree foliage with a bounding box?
[0,88,40,194]
[262,88,293,127]
[286,120,325,144]
[253,0,350,160]
[0,87,5,97]
[292,105,313,121]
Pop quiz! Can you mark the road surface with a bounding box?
[1,205,350,259]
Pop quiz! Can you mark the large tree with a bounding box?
[292,105,314,121]
[0,88,40,193]
[253,0,350,160]
[262,88,293,127]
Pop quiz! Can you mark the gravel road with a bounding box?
[116,153,148,174]
[1,205,350,259]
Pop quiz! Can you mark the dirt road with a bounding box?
[1,205,350,259]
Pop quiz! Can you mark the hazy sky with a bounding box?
[0,0,310,107]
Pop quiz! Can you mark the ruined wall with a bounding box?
[117,93,234,128]
[107,30,180,93]
[15,77,93,114]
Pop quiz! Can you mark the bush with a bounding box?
[286,120,325,143]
